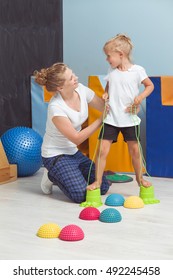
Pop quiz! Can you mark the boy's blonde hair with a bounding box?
[103,33,133,61]
[33,63,68,92]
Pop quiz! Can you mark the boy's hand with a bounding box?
[101,92,110,119]
[125,104,140,114]
[134,95,142,106]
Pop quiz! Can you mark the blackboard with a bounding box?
[0,0,63,135]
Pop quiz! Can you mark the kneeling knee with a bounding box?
[70,193,85,204]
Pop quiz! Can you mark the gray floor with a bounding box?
[0,167,173,260]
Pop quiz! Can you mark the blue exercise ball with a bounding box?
[1,126,43,177]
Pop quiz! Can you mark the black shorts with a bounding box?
[99,123,140,142]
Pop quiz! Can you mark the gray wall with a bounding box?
[63,0,173,157]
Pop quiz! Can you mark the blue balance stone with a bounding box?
[105,193,125,206]
[99,208,122,223]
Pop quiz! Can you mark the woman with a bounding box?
[33,62,110,203]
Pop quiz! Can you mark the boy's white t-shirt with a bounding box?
[104,64,148,127]
[42,83,95,157]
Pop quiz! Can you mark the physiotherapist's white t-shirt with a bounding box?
[42,83,95,157]
[104,64,148,127]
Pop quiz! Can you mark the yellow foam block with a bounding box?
[0,141,17,184]
[43,86,54,102]
[0,140,9,168]
[161,76,173,105]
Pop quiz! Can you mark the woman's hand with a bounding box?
[102,92,109,103]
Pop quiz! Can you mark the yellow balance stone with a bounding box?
[37,223,61,238]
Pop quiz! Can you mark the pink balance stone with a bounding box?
[59,224,84,241]
[79,207,100,220]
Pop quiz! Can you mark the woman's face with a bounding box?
[62,68,78,91]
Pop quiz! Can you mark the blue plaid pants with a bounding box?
[42,150,110,203]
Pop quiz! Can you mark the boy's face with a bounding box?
[104,47,122,69]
